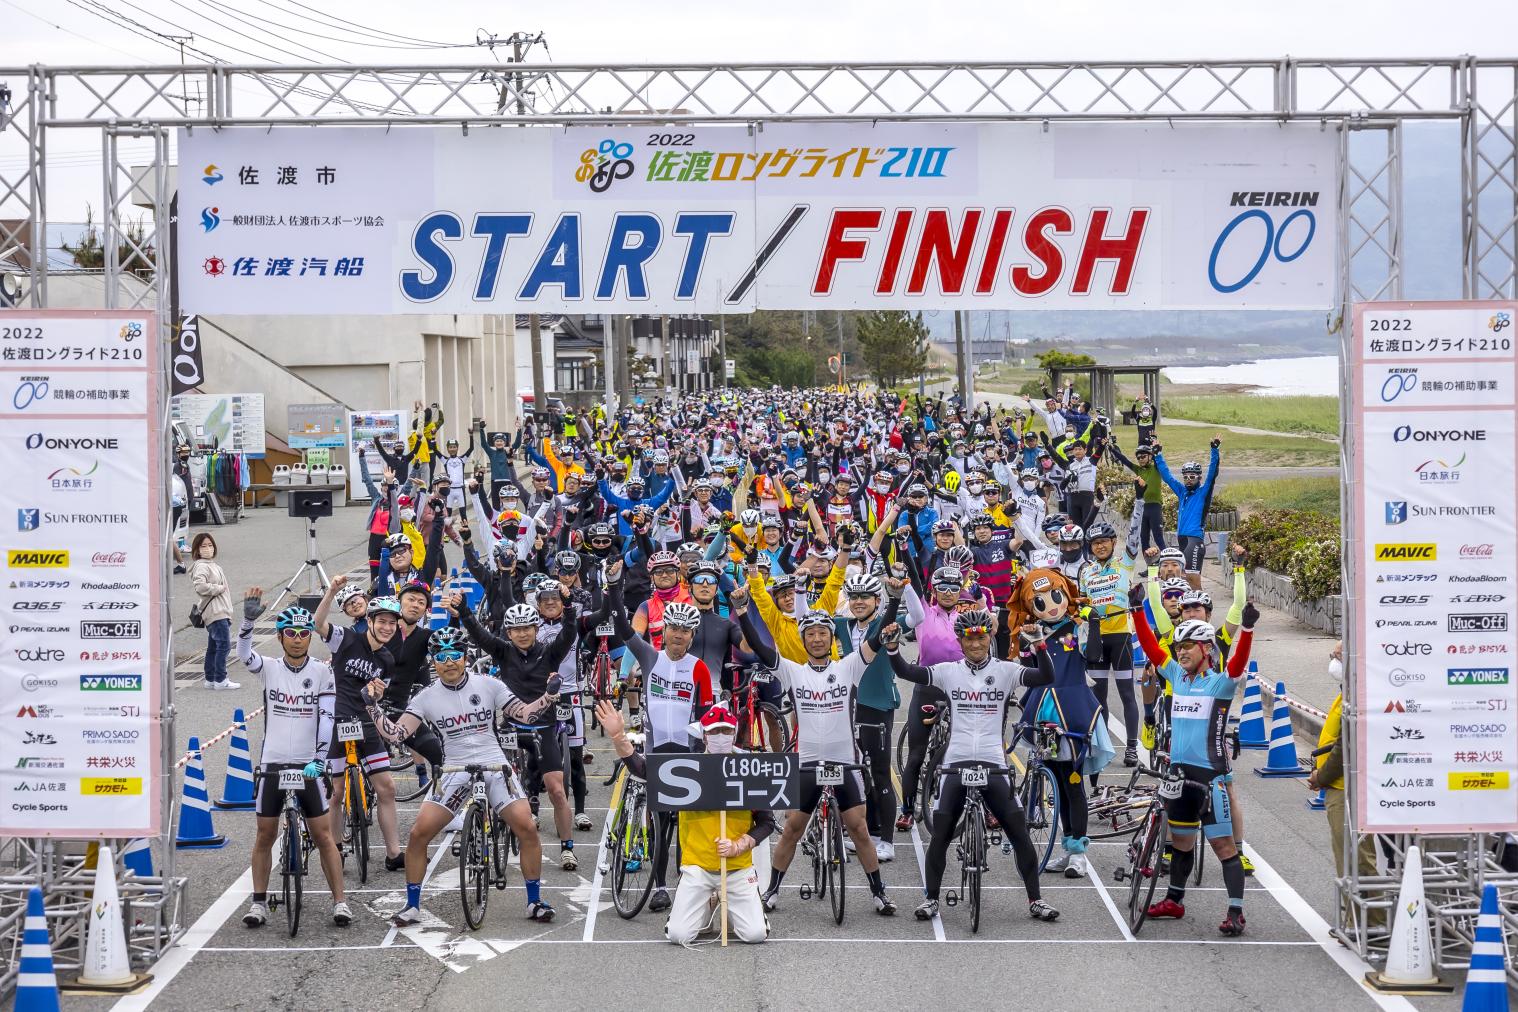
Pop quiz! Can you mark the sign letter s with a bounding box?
[655,757,701,807]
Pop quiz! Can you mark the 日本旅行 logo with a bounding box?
[1375,543,1436,562]
[1415,455,1464,483]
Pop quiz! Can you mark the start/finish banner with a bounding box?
[176,123,1336,314]
[1352,300,1518,834]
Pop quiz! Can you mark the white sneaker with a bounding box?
[391,905,422,927]
[844,837,858,853]
[574,812,593,831]
[1044,849,1071,874]
[332,901,353,926]
[875,841,896,863]
[242,901,269,927]
[1065,852,1090,879]
[560,848,578,872]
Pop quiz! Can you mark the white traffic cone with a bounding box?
[1366,844,1454,994]
[61,845,152,994]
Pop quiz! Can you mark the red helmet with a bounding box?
[647,550,680,572]
[700,705,738,731]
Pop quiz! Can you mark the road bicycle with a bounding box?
[1111,765,1181,935]
[796,761,863,925]
[913,702,953,832]
[379,703,440,803]
[730,665,791,753]
[941,762,997,934]
[258,764,315,937]
[1010,721,1063,872]
[334,720,376,884]
[600,754,657,918]
[444,762,520,929]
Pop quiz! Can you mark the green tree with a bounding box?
[854,310,929,390]
[62,205,154,275]
[1034,349,1095,398]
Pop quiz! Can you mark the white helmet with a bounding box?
[661,602,701,630]
[1172,619,1217,646]
[503,604,541,629]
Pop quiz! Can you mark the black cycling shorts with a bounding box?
[1086,631,1134,675]
[797,763,867,813]
[1163,762,1234,841]
[1178,535,1205,574]
[255,768,331,819]
[325,719,391,774]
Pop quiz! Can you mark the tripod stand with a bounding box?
[271,516,331,611]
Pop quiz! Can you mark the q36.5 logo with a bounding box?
[1208,192,1320,294]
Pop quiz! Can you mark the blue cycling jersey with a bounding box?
[1159,654,1240,772]
[1154,446,1219,538]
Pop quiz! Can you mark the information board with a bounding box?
[1352,300,1518,834]
[346,409,407,502]
[287,402,347,449]
[647,752,798,812]
[170,391,266,456]
[0,310,163,838]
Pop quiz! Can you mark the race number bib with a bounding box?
[1158,775,1185,800]
[960,766,989,788]
[816,762,844,786]
[596,621,615,637]
[555,704,574,722]
[278,768,306,790]
[472,781,488,802]
[336,720,363,742]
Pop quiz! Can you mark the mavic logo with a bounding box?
[1375,543,1436,562]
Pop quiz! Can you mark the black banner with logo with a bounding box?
[167,192,205,395]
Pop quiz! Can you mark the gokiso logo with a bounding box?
[1207,191,1319,294]
[21,674,59,691]
[1388,668,1426,686]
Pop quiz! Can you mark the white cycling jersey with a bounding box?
[405,672,519,767]
[238,620,335,765]
[537,618,580,691]
[772,651,868,765]
[925,658,1036,768]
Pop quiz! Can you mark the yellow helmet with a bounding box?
[942,470,961,494]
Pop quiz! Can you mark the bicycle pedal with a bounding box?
[798,885,812,900]
[1001,842,1012,856]
[944,890,958,907]
[450,840,462,858]
[1112,868,1126,882]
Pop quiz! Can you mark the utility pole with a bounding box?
[953,309,967,407]
[660,314,672,396]
[836,311,845,389]
[502,30,548,418]
[603,317,616,411]
[719,316,729,390]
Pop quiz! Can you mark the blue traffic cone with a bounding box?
[121,838,155,879]
[1237,663,1268,749]
[1307,787,1327,810]
[456,567,483,611]
[215,709,256,810]
[1254,682,1309,778]
[429,586,449,630]
[1464,884,1509,1010]
[176,736,227,849]
[16,887,60,1012]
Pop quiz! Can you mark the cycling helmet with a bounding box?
[1057,523,1085,544]
[1180,461,1204,477]
[383,532,411,552]
[982,479,1002,494]
[554,550,581,574]
[953,607,995,637]
[760,513,783,530]
[1046,512,1071,528]
[843,573,883,597]
[739,508,761,528]
[428,626,468,660]
[275,606,315,632]
[647,550,680,572]
[396,579,431,603]
[1157,547,1186,565]
[932,518,957,535]
[522,572,551,594]
[661,602,701,630]
[367,596,401,618]
[690,560,723,580]
[652,449,670,465]
[1086,522,1117,541]
[1159,577,1192,597]
[1041,517,1065,538]
[906,483,929,498]
[1179,589,1214,610]
[334,584,366,608]
[610,460,629,477]
[677,541,702,557]
[946,545,975,569]
[1019,468,1041,482]
[967,511,993,528]
[1172,619,1217,646]
[692,477,712,491]
[531,467,551,481]
[770,574,798,592]
[931,565,964,590]
[796,610,835,634]
[587,521,615,541]
[535,579,565,600]
[503,603,541,629]
[701,521,722,540]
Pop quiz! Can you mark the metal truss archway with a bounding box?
[1,56,1517,989]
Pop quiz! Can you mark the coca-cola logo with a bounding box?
[1461,544,1495,559]
[91,551,126,567]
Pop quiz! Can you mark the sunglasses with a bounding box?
[1161,591,1186,601]
[692,574,719,585]
[847,592,877,601]
[433,649,465,662]
[281,629,312,639]
[590,538,612,547]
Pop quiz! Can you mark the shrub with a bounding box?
[1234,508,1342,599]
[1288,536,1342,600]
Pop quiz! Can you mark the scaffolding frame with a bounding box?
[2,56,1517,990]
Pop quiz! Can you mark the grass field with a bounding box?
[1123,425,1338,469]
[1159,394,1339,436]
[1222,475,1341,516]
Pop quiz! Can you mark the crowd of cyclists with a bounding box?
[231,381,1263,942]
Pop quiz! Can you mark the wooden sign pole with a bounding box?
[719,810,729,947]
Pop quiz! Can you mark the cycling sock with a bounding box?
[252,892,267,904]
[1220,855,1245,906]
[767,868,784,893]
[525,878,542,905]
[406,882,421,909]
[866,869,884,894]
[1167,847,1195,900]
[1143,701,1156,722]
[561,840,573,850]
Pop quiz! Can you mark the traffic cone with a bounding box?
[453,566,483,612]
[1307,787,1327,811]
[121,838,155,880]
[1462,883,1509,1010]
[61,845,152,994]
[215,709,256,809]
[176,736,227,849]
[15,887,60,1012]
[1237,663,1268,749]
[429,585,449,630]
[1366,844,1454,993]
[1254,681,1309,778]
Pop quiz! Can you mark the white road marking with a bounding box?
[580,795,618,941]
[379,829,455,949]
[1086,865,1138,942]
[904,821,946,940]
[111,868,253,1012]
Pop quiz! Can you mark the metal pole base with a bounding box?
[1363,971,1453,995]
[60,972,154,995]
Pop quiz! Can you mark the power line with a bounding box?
[278,0,461,49]
[236,0,474,50]
[0,0,158,63]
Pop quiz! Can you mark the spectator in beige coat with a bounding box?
[189,532,239,690]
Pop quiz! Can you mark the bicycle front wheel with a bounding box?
[491,815,511,888]
[282,810,303,937]
[966,804,985,934]
[826,802,846,925]
[611,791,655,919]
[1021,764,1060,873]
[349,773,370,885]
[394,761,434,803]
[1127,808,1167,936]
[459,803,489,930]
[894,722,909,776]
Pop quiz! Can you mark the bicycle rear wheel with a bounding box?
[755,702,791,753]
[826,802,846,925]
[1020,764,1060,872]
[611,791,655,919]
[919,740,947,833]
[349,772,370,885]
[966,804,985,934]
[1126,808,1166,936]
[459,803,489,930]
[394,759,434,803]
[491,816,511,889]
[282,810,303,937]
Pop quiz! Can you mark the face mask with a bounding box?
[1060,546,1083,563]
[895,463,909,474]
[1328,657,1343,681]
[198,545,214,559]
[705,732,736,755]
[1021,480,1038,492]
[400,508,416,523]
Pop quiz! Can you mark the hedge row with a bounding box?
[1232,507,1342,600]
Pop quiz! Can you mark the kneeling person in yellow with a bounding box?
[597,700,774,945]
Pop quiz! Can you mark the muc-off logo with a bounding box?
[1209,191,1319,294]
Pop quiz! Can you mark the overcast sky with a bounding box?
[4,0,1517,222]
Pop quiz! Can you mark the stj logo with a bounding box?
[1207,191,1319,294]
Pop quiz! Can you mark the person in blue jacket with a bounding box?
[1153,437,1221,589]
[598,472,676,537]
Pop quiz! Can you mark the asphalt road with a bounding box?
[84,510,1464,1012]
